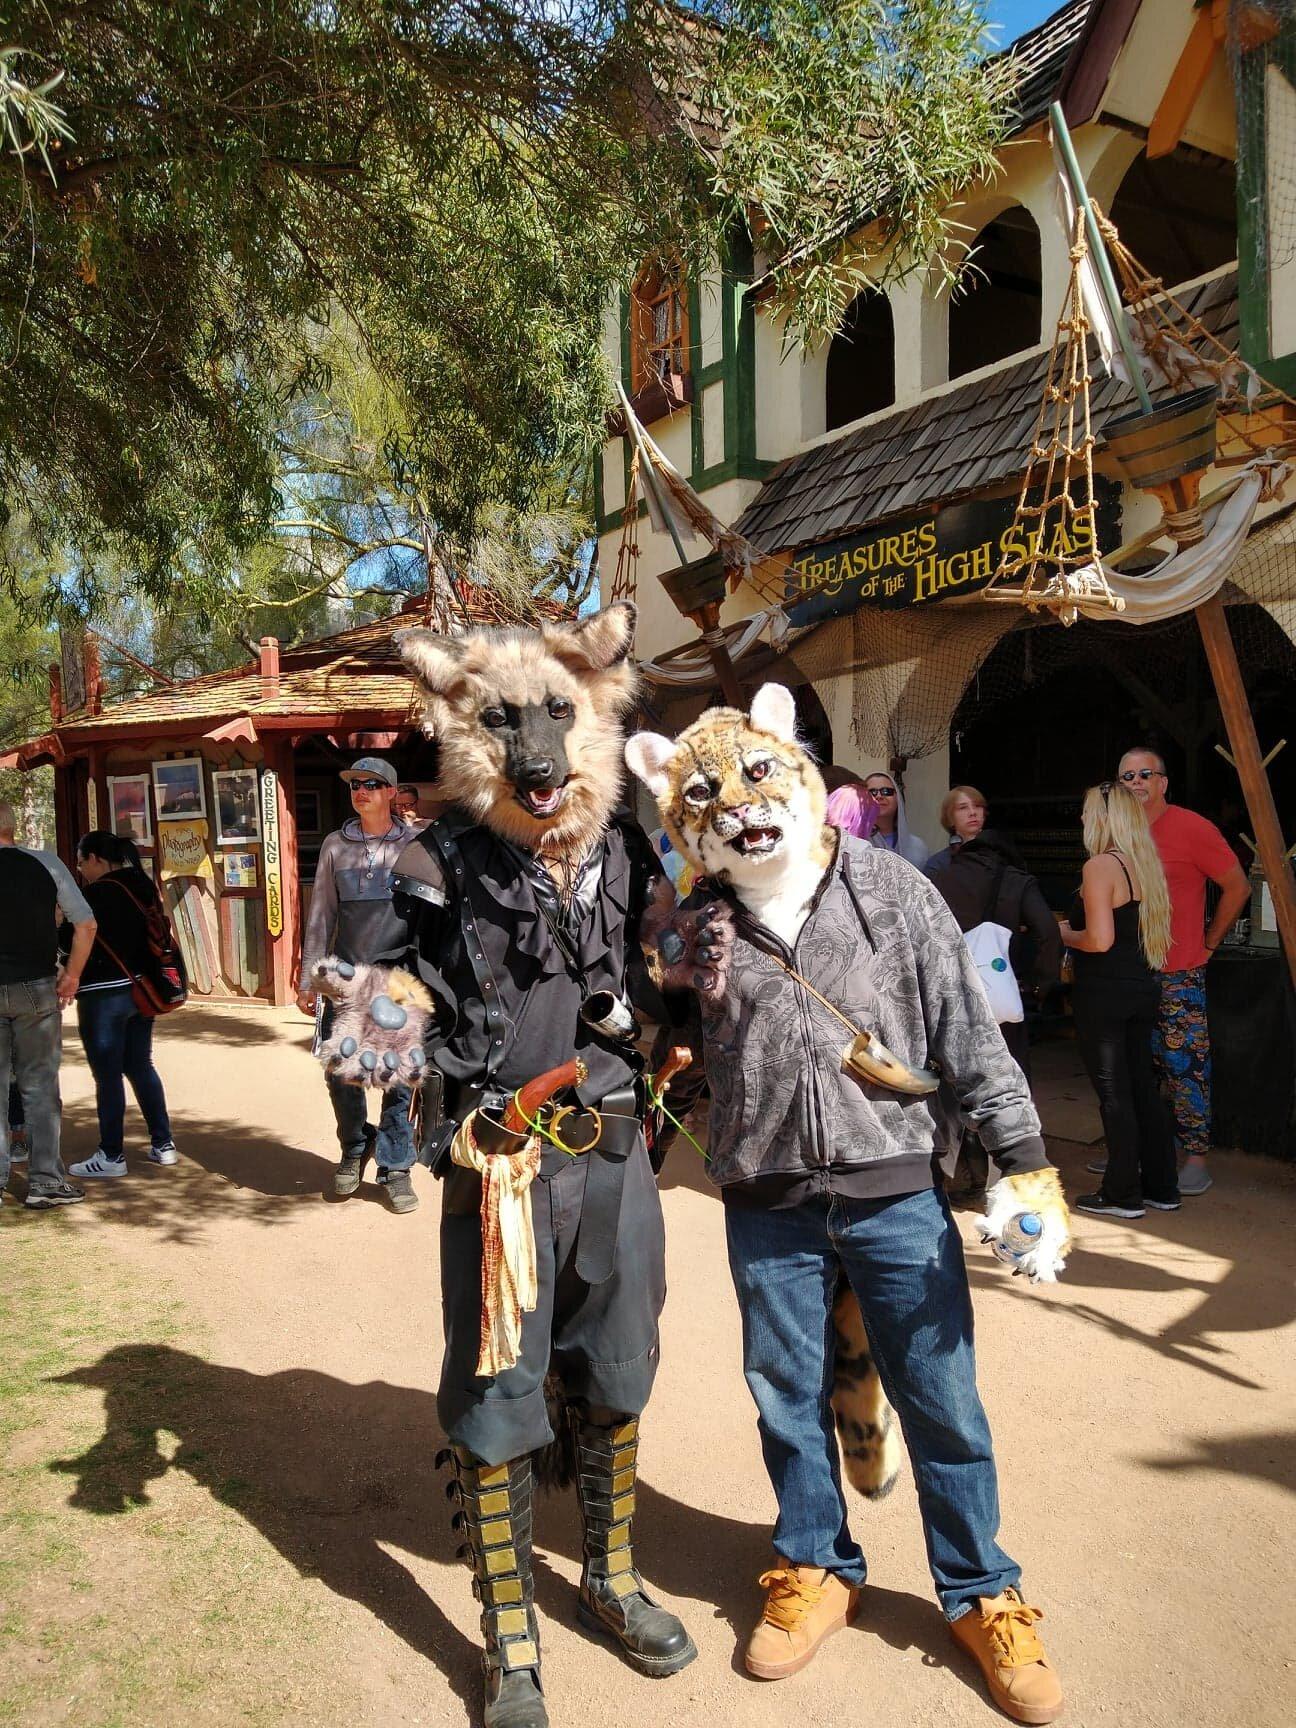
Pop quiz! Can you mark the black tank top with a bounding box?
[1071,853,1154,987]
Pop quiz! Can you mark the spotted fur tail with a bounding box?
[831,1279,902,1499]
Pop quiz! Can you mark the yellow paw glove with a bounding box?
[980,1166,1072,1284]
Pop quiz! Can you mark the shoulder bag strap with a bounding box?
[88,928,136,987]
[100,873,146,914]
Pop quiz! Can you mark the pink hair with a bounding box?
[825,783,879,840]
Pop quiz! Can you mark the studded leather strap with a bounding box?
[441,1448,543,1677]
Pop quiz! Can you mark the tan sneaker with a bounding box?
[949,1588,1063,1724]
[744,1563,860,1679]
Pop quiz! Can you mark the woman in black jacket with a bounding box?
[66,832,177,1180]
[926,830,1061,1076]
[927,830,1061,1198]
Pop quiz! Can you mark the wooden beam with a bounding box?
[695,601,745,707]
[261,736,301,1008]
[1195,593,1296,989]
[1148,6,1218,160]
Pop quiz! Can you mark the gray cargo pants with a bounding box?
[0,977,67,1197]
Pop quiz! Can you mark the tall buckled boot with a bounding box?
[570,1410,697,1677]
[442,1446,549,1728]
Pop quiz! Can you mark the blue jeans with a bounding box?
[326,1072,414,1172]
[724,1186,1020,1619]
[0,976,66,1196]
[76,986,173,1159]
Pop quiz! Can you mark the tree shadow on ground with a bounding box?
[2,1098,344,1244]
[963,1142,1296,1392]
[49,1346,980,1714]
[1139,1428,1296,1498]
[153,1005,306,1049]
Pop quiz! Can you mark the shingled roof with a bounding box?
[5,587,574,765]
[1007,0,1095,130]
[734,267,1238,555]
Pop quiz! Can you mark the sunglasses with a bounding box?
[351,779,389,792]
[867,786,897,800]
[1119,768,1165,783]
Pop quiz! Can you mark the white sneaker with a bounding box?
[69,1151,128,1179]
[148,1142,179,1166]
[10,1132,28,1165]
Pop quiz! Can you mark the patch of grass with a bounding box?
[0,1221,336,1727]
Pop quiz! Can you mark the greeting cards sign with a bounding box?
[261,768,284,937]
[159,819,213,880]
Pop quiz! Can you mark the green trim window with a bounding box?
[632,263,689,391]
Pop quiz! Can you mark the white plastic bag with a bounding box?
[964,921,1023,1024]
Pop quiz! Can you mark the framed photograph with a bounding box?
[212,768,262,844]
[293,788,323,837]
[107,774,152,844]
[223,850,259,889]
[152,757,207,822]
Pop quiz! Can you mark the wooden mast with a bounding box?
[1052,105,1296,988]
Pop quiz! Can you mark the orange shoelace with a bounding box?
[757,1568,825,1632]
[981,1595,1047,1668]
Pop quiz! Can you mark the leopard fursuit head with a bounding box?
[396,601,637,860]
[627,682,901,1499]
[625,682,833,947]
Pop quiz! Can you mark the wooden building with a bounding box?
[3,596,478,1007]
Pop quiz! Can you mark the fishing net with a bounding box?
[1231,0,1296,287]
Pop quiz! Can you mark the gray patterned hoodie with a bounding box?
[694,832,1047,1201]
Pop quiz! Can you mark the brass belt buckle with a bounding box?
[549,1105,603,1155]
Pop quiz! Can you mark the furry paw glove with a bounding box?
[311,958,435,1090]
[980,1166,1072,1284]
[640,881,734,999]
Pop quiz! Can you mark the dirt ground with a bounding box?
[3,1003,1295,1728]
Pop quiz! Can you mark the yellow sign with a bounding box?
[159,819,213,880]
[261,768,283,937]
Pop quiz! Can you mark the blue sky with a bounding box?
[983,0,1063,49]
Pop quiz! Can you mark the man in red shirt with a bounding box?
[1116,749,1250,1195]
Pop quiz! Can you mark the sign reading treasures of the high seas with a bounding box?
[786,482,1122,624]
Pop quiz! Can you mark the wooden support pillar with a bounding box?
[1195,593,1296,990]
[696,601,745,708]
[261,735,301,1007]
[86,746,108,837]
[54,761,78,864]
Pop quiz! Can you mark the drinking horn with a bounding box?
[843,1031,941,1096]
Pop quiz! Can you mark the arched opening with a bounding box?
[826,291,895,429]
[948,206,1042,380]
[1108,145,1237,289]
[793,682,835,775]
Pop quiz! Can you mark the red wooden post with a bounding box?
[86,746,108,838]
[53,762,76,863]
[261,735,300,1006]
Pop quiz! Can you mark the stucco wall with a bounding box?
[595,0,1260,844]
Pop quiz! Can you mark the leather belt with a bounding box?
[444,1079,640,1287]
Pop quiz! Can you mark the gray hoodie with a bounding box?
[694,833,1046,1201]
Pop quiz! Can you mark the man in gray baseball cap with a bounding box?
[338,756,398,789]
[297,756,418,1212]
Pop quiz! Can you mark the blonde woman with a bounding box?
[1060,781,1178,1219]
